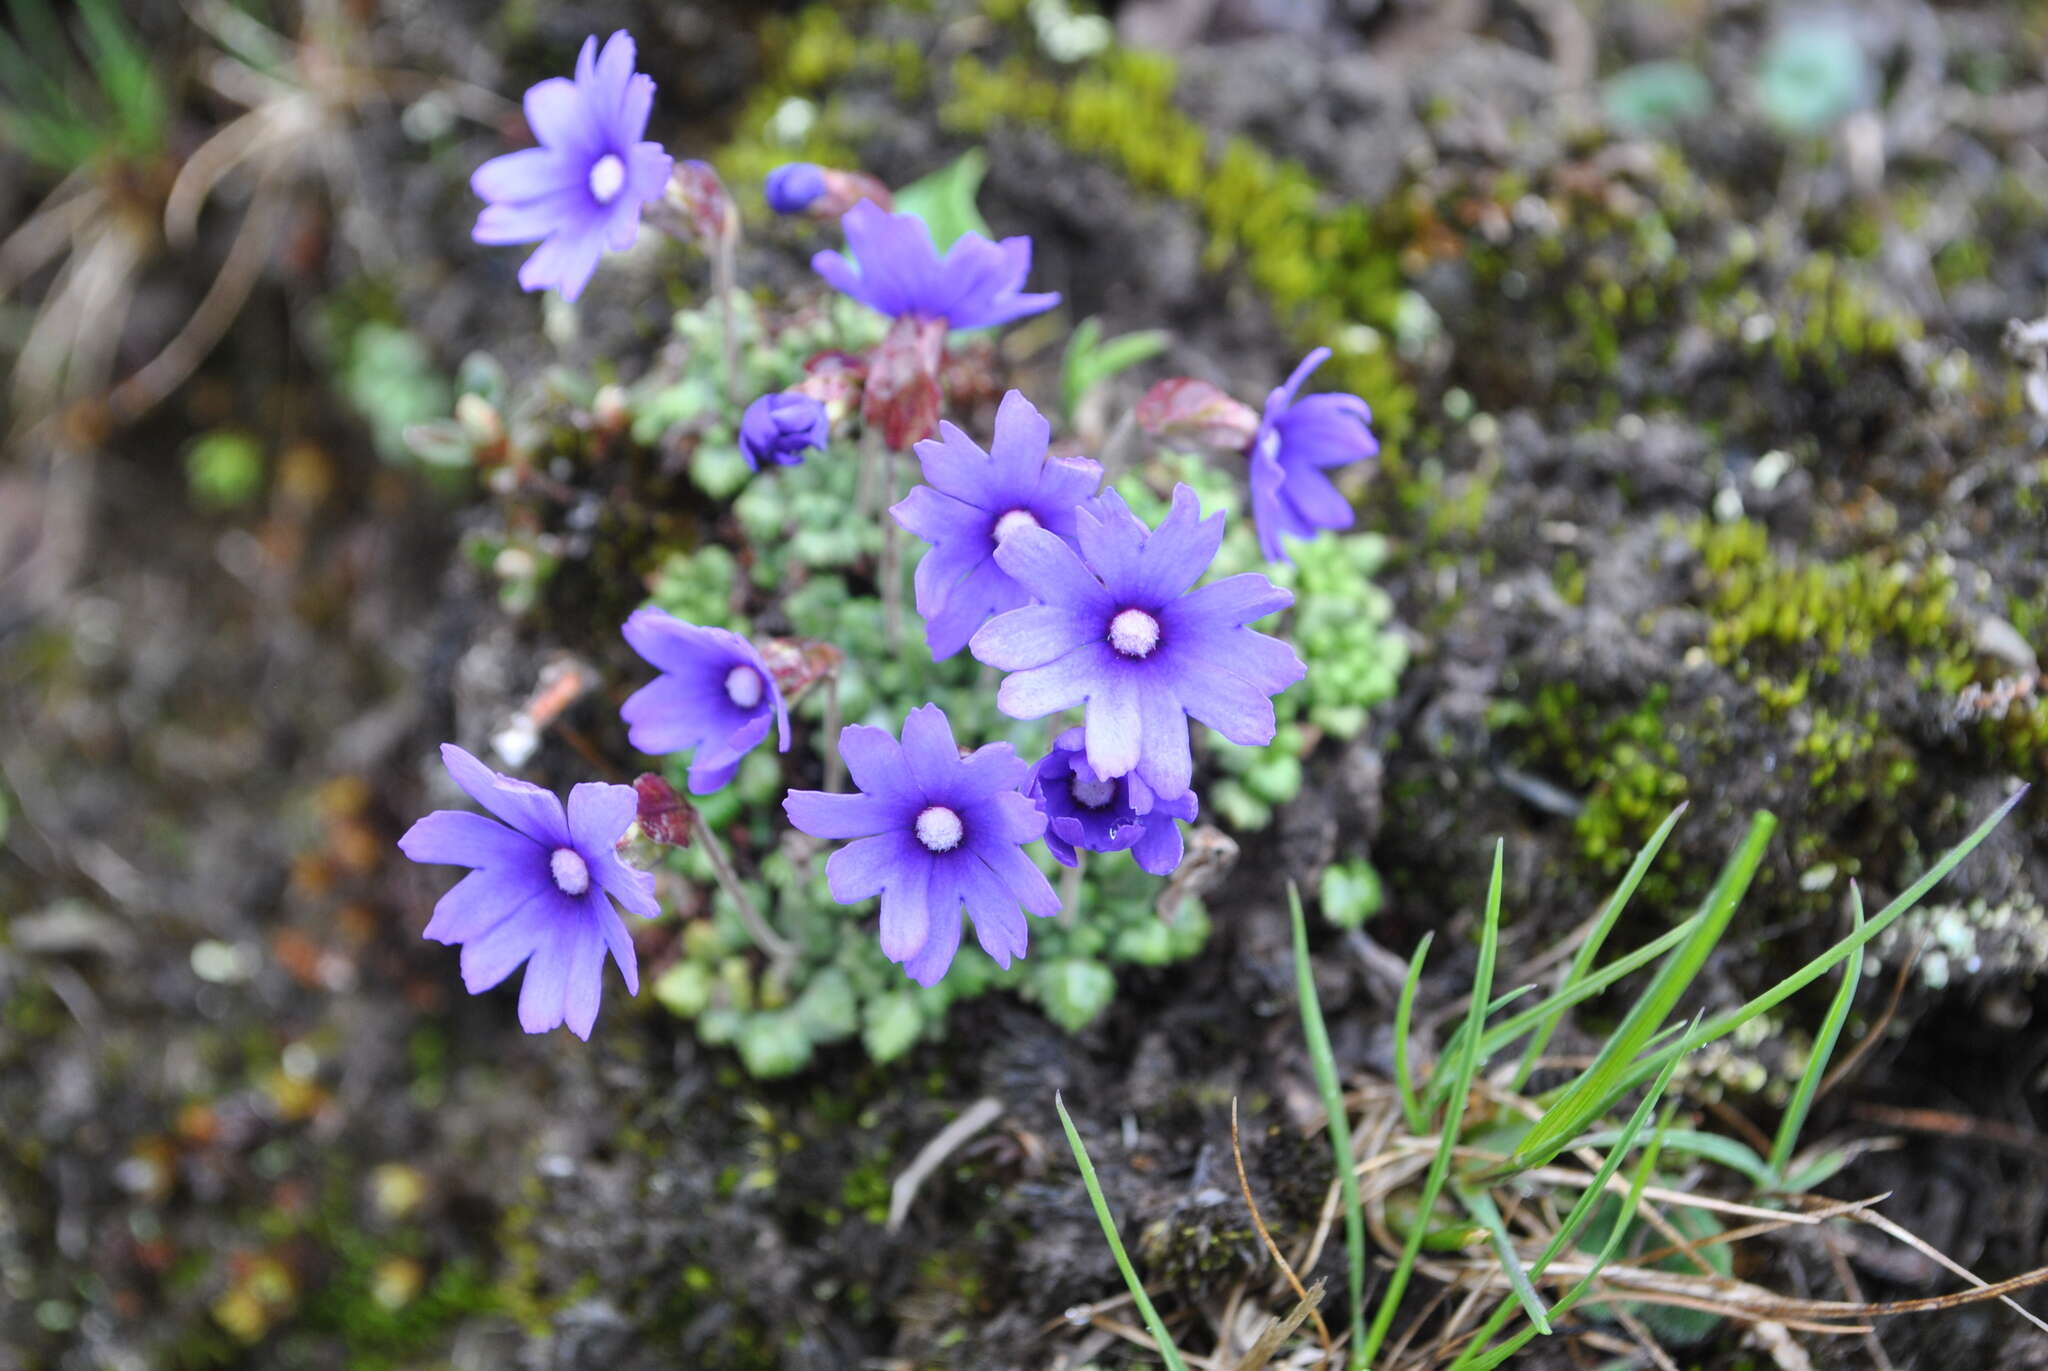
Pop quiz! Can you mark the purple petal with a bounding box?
[472,147,581,203]
[597,898,640,995]
[1268,347,1331,412]
[423,867,547,945]
[900,703,961,797]
[878,856,932,961]
[787,789,898,841]
[1172,625,1307,698]
[590,31,637,109]
[911,422,1001,507]
[566,781,638,855]
[988,389,1053,482]
[1131,816,1185,875]
[687,710,774,793]
[838,723,918,804]
[901,885,962,986]
[559,914,608,1039]
[958,855,1027,967]
[398,809,537,869]
[967,602,1097,671]
[439,744,570,847]
[996,643,1118,718]
[1170,572,1294,628]
[523,76,599,155]
[1128,484,1223,604]
[988,527,1112,625]
[518,227,606,300]
[969,834,1061,918]
[1083,673,1144,780]
[961,787,1047,846]
[1136,684,1194,800]
[1281,464,1356,533]
[923,555,1029,662]
[826,830,917,902]
[1172,665,1282,747]
[517,920,574,1033]
[459,899,550,992]
[473,190,587,246]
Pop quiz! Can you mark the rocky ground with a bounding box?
[4,1,2048,1368]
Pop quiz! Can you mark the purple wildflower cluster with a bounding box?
[410,29,1382,1036]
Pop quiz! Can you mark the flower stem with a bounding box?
[713,235,739,407]
[690,810,797,969]
[1058,849,1085,926]
[821,669,845,794]
[882,444,903,648]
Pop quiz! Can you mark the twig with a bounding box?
[1230,1098,1335,1357]
[690,811,798,970]
[888,1097,1004,1234]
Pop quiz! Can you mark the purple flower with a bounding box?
[740,392,830,470]
[620,608,791,794]
[1249,347,1378,563]
[970,485,1305,801]
[398,744,658,1039]
[890,390,1103,660]
[764,162,827,215]
[1030,727,1198,875]
[470,31,675,302]
[783,704,1058,986]
[811,200,1059,332]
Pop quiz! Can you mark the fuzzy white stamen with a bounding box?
[588,154,626,204]
[993,508,1041,543]
[1070,776,1117,808]
[914,805,964,853]
[550,848,591,896]
[1107,608,1161,658]
[724,664,765,709]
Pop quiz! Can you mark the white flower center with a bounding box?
[993,508,1040,543]
[550,848,591,896]
[588,153,626,204]
[724,664,765,710]
[914,805,964,853]
[1108,608,1161,658]
[1070,775,1117,809]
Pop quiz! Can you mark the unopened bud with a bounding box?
[1135,378,1261,451]
[632,773,695,849]
[757,638,843,706]
[665,160,739,248]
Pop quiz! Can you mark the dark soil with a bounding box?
[6,1,2048,1368]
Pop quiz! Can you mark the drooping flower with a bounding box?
[764,162,828,215]
[470,31,675,301]
[620,608,791,794]
[1249,347,1378,563]
[970,485,1305,801]
[890,390,1103,660]
[783,704,1057,986]
[398,744,658,1039]
[1029,727,1198,875]
[739,392,830,470]
[812,200,1059,332]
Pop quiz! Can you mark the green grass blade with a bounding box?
[1511,811,1777,1168]
[1767,884,1863,1183]
[1289,882,1367,1362]
[1054,1093,1190,1371]
[1572,1127,1774,1191]
[1512,803,1687,1090]
[1461,1099,1679,1371]
[1472,914,1701,1065]
[1361,839,1504,1367]
[1613,787,2023,1101]
[1445,1045,1687,1371]
[1393,931,1432,1134]
[1455,1183,1550,1334]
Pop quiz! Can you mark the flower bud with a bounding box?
[739,392,830,470]
[764,162,894,219]
[1135,378,1261,451]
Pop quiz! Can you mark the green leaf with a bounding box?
[1392,932,1432,1135]
[1037,958,1115,1033]
[1061,315,1171,418]
[891,149,992,252]
[1768,885,1863,1183]
[1512,811,1776,1169]
[792,967,859,1043]
[861,990,923,1062]
[1456,1183,1550,1334]
[1319,859,1386,930]
[1055,1094,1189,1371]
[1363,840,1503,1368]
[1290,883,1367,1361]
[653,962,713,1019]
[1512,803,1686,1090]
[184,430,265,510]
[737,1011,814,1078]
